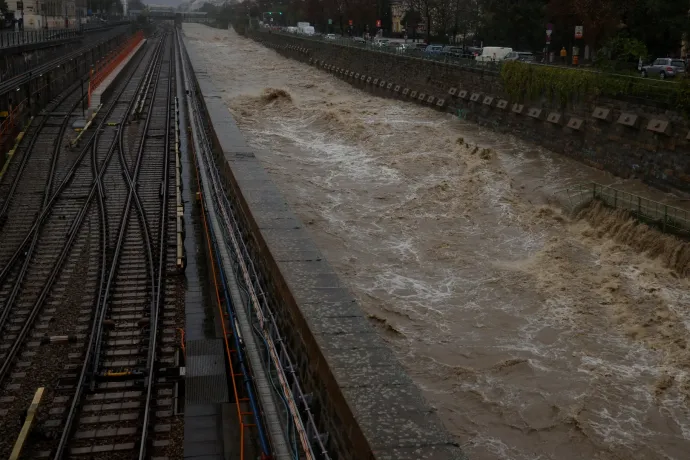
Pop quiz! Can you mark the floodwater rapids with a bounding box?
[183,24,690,460]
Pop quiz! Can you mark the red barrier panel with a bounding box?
[0,98,28,148]
[88,31,144,106]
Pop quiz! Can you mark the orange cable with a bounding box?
[194,143,249,459]
[177,328,186,358]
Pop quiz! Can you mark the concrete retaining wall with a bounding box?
[249,31,690,195]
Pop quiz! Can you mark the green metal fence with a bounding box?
[565,182,690,236]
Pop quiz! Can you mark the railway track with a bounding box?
[0,81,86,289]
[0,27,183,460]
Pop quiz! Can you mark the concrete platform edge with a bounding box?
[89,38,148,112]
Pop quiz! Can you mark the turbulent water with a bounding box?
[183,24,690,460]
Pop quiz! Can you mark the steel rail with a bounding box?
[90,35,166,380]
[0,38,151,284]
[0,80,83,224]
[138,36,174,460]
[0,91,86,331]
[51,34,168,460]
[0,34,155,390]
[131,52,158,119]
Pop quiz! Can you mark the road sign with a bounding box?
[376,19,381,28]
[575,26,583,39]
[328,19,332,25]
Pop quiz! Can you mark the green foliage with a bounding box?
[500,61,690,114]
[477,0,548,51]
[202,2,253,33]
[401,10,422,28]
[594,35,647,71]
[626,0,690,58]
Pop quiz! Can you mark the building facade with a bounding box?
[391,0,403,33]
[8,0,85,29]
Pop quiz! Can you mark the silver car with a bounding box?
[641,58,686,79]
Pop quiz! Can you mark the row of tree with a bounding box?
[204,0,690,60]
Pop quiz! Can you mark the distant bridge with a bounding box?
[180,12,212,24]
[139,10,211,24]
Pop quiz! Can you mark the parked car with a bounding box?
[476,46,513,62]
[442,46,464,58]
[516,51,535,62]
[505,51,535,62]
[325,33,337,40]
[394,43,414,54]
[372,39,391,48]
[424,44,444,56]
[386,43,412,54]
[466,46,482,58]
[641,58,686,79]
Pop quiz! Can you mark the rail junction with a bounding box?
[0,21,464,460]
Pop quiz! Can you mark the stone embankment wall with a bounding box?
[249,30,690,194]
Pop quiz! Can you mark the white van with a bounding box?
[476,47,513,62]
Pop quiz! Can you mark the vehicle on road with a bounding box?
[325,33,337,40]
[467,46,482,58]
[641,58,686,79]
[424,44,444,55]
[391,43,413,54]
[505,51,535,62]
[298,25,315,35]
[476,46,513,62]
[442,46,464,58]
[372,39,390,48]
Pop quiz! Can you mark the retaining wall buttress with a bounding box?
[250,30,690,194]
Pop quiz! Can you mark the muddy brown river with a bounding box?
[183,24,690,460]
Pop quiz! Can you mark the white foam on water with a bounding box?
[383,235,420,263]
[251,121,402,187]
[185,24,690,460]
